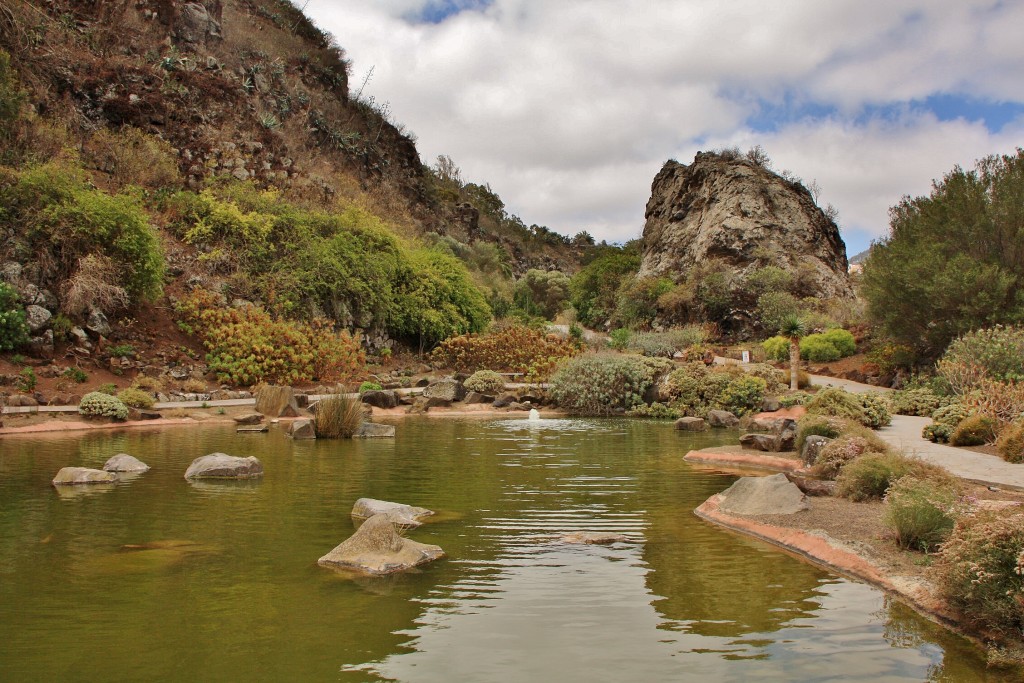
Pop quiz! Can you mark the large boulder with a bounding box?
[739,433,778,452]
[361,390,399,409]
[353,422,396,438]
[102,454,150,473]
[638,153,852,334]
[706,409,740,428]
[173,1,223,45]
[25,305,51,333]
[255,385,300,418]
[422,378,464,402]
[52,467,117,486]
[674,417,707,431]
[351,498,433,528]
[288,418,316,440]
[801,435,832,465]
[184,453,263,479]
[317,513,444,575]
[717,473,809,515]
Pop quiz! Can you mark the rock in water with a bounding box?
[184,453,263,479]
[318,513,444,575]
[638,153,852,331]
[52,467,117,486]
[561,531,628,545]
[351,498,433,528]
[717,473,809,515]
[352,423,396,438]
[102,454,150,473]
[288,418,316,440]
[674,416,707,431]
[706,409,740,428]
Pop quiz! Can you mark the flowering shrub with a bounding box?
[0,283,28,351]
[938,509,1024,638]
[549,354,656,416]
[430,324,579,380]
[78,391,129,420]
[813,436,878,479]
[464,369,507,395]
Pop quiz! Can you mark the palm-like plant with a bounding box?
[779,315,807,391]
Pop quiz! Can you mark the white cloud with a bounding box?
[302,0,1024,253]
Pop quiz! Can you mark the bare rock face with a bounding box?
[318,513,444,575]
[639,153,852,300]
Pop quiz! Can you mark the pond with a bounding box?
[0,417,1008,682]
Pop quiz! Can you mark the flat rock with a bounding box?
[717,473,809,515]
[740,433,778,452]
[423,378,464,402]
[184,453,263,479]
[352,498,433,528]
[233,413,264,425]
[675,417,707,431]
[53,467,117,486]
[353,423,396,438]
[361,390,399,409]
[102,454,150,473]
[561,531,628,545]
[317,513,444,575]
[137,410,162,420]
[706,409,739,428]
[288,418,316,440]
[462,391,493,405]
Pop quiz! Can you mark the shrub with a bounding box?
[795,415,846,453]
[358,381,383,394]
[762,336,789,362]
[78,391,129,420]
[835,453,947,502]
[821,328,856,357]
[949,414,997,447]
[108,344,135,359]
[887,388,948,416]
[715,375,767,417]
[570,245,641,328]
[626,402,680,419]
[0,282,28,351]
[744,363,785,393]
[117,387,155,409]
[314,396,363,438]
[805,388,866,424]
[513,269,571,319]
[813,436,879,479]
[995,421,1024,464]
[96,383,118,396]
[962,378,1024,428]
[464,370,506,395]
[922,423,953,444]
[608,328,631,350]
[779,391,812,408]
[430,324,579,379]
[942,325,1024,384]
[182,378,207,393]
[932,403,970,426]
[61,367,88,384]
[549,354,656,416]
[858,393,893,429]
[16,367,35,392]
[800,334,841,362]
[938,509,1024,638]
[131,375,164,393]
[884,475,963,552]
[756,291,801,333]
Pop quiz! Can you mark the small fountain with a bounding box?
[528,408,540,421]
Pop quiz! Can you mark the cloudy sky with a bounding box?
[302,0,1024,256]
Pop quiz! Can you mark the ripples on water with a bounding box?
[0,418,1006,682]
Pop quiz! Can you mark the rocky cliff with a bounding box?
[639,152,852,299]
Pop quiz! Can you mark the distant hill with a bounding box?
[849,248,871,265]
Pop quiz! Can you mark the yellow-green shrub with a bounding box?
[996,421,1024,464]
[430,324,579,379]
[117,387,155,409]
[950,414,997,447]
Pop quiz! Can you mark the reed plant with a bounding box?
[314,396,363,438]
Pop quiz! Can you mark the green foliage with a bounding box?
[608,328,631,350]
[942,326,1024,384]
[430,324,579,380]
[762,336,789,361]
[314,396,364,438]
[78,391,129,420]
[805,388,866,423]
[626,402,680,419]
[995,421,1024,464]
[779,391,812,408]
[835,452,916,501]
[884,475,963,552]
[61,367,88,383]
[108,344,135,359]
[858,393,893,430]
[746,266,794,297]
[513,269,571,319]
[795,414,846,453]
[922,423,953,444]
[799,333,841,362]
[570,246,641,327]
[464,369,506,395]
[938,509,1024,638]
[395,249,491,347]
[756,291,802,333]
[629,326,708,357]
[862,150,1024,359]
[16,366,35,392]
[613,276,674,328]
[549,354,659,416]
[96,383,118,396]
[0,282,28,351]
[744,362,785,394]
[117,387,155,409]
[932,403,970,426]
[2,162,164,301]
[949,414,997,447]
[715,375,767,417]
[358,381,383,394]
[886,388,949,416]
[820,328,856,356]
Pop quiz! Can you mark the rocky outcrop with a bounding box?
[706,409,740,428]
[351,498,433,528]
[184,453,263,479]
[317,513,444,575]
[639,152,852,303]
[52,467,117,486]
[102,454,150,473]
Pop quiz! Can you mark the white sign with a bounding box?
[741,350,750,363]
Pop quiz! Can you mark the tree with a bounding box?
[780,315,806,391]
[862,150,1024,360]
[514,269,571,319]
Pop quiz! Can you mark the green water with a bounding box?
[0,417,1008,682]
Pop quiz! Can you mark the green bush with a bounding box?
[795,414,846,453]
[805,388,866,423]
[78,391,129,420]
[117,387,155,409]
[779,391,812,408]
[922,423,953,444]
[884,475,963,552]
[549,354,656,416]
[932,402,970,426]
[813,436,879,479]
[756,291,801,333]
[835,452,914,501]
[942,325,1024,384]
[464,369,506,395]
[858,393,893,429]
[96,383,118,396]
[569,245,641,328]
[800,334,841,362]
[715,375,767,417]
[626,402,680,419]
[762,335,789,361]
[995,421,1024,464]
[821,328,856,357]
[513,269,571,320]
[887,388,948,416]
[62,367,88,384]
[938,509,1024,638]
[608,328,631,350]
[950,414,997,447]
[613,276,674,328]
[0,283,28,351]
[744,363,785,393]
[629,332,677,358]
[358,382,383,394]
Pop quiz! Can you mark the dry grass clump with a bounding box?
[131,375,164,393]
[314,396,363,438]
[182,378,207,393]
[60,254,129,317]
